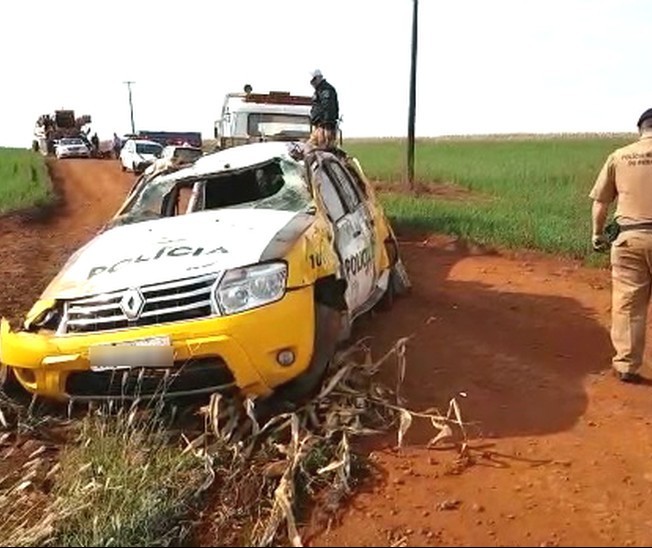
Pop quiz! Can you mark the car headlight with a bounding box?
[215,262,287,315]
[24,304,62,331]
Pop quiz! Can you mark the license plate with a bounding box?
[89,336,174,371]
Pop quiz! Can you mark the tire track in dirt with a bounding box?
[0,159,134,323]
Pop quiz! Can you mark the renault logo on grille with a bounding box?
[120,288,145,320]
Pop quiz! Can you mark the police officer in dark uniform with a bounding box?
[308,69,339,149]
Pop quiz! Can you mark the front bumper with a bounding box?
[58,152,90,159]
[0,286,315,400]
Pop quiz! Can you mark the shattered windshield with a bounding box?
[111,158,313,227]
[136,143,163,155]
[173,148,202,163]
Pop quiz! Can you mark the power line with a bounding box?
[123,81,136,134]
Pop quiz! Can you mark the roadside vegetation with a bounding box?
[0,338,467,547]
[0,148,53,215]
[347,134,635,262]
[0,396,209,547]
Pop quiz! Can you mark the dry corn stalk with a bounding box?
[200,334,470,546]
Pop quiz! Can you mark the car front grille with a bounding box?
[62,272,221,334]
[65,357,236,399]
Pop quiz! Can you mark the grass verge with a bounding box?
[0,396,211,547]
[53,409,209,547]
[0,148,54,215]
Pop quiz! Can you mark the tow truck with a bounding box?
[214,88,320,150]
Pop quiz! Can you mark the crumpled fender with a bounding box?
[22,299,57,331]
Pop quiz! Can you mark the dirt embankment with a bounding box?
[2,160,652,546]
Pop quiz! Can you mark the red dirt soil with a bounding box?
[2,160,652,547]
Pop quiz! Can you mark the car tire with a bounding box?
[254,302,342,419]
[0,364,19,392]
[377,241,411,311]
[121,163,126,172]
[377,271,395,311]
[1,364,30,407]
[391,258,411,296]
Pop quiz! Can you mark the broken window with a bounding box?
[172,147,202,163]
[109,158,312,228]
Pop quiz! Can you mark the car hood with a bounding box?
[41,208,306,300]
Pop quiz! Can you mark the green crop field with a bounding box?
[346,134,636,262]
[0,148,53,215]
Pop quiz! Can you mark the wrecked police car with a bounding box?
[0,142,410,402]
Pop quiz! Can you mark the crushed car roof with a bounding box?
[156,141,305,181]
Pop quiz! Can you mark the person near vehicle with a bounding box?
[80,132,92,153]
[112,133,122,159]
[308,69,339,149]
[91,133,99,155]
[589,107,652,383]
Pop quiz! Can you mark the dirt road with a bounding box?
[0,159,134,322]
[2,160,652,546]
[311,239,652,547]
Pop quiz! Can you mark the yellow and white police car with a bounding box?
[0,142,410,403]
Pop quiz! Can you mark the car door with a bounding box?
[314,158,377,314]
[120,141,132,168]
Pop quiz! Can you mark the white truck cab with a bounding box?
[214,90,313,150]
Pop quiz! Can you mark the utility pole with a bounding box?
[123,81,136,134]
[406,0,419,191]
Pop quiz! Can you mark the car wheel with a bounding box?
[377,270,395,311]
[1,364,30,406]
[121,163,126,172]
[391,258,411,296]
[254,302,342,419]
[0,364,19,392]
[380,259,411,308]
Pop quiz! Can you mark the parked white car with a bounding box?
[55,137,91,159]
[119,139,163,174]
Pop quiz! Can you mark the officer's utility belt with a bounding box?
[605,221,652,243]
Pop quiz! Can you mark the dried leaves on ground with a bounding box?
[0,335,469,547]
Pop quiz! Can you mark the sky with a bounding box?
[0,0,651,147]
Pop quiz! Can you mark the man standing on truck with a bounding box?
[308,69,339,149]
[589,107,652,384]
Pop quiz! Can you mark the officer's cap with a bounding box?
[637,108,652,128]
